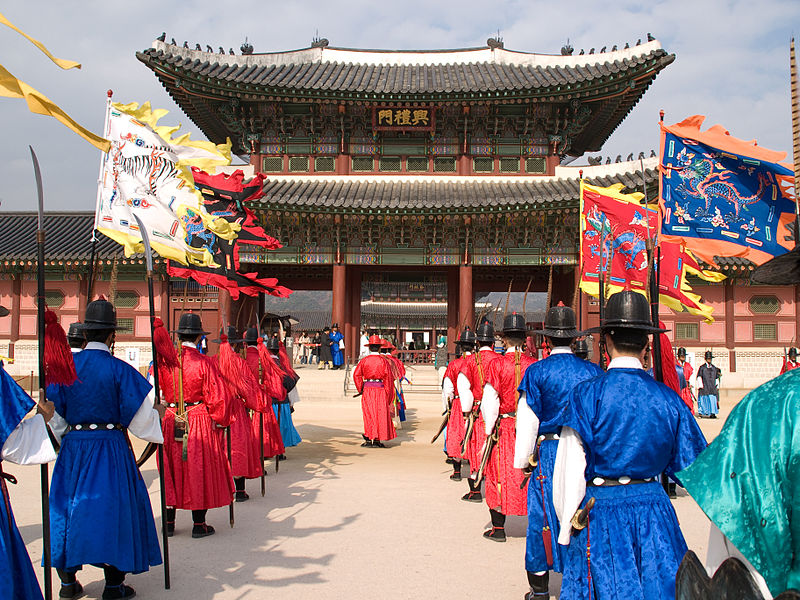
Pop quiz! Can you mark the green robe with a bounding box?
[678,368,800,596]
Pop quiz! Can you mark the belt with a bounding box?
[274,399,290,404]
[365,379,382,382]
[70,423,124,432]
[363,381,384,388]
[499,412,516,419]
[538,432,560,441]
[587,476,655,487]
[167,401,202,408]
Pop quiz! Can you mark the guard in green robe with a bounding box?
[678,367,800,597]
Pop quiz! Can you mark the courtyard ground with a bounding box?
[12,365,729,599]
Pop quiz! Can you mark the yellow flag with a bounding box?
[0,62,109,152]
[0,12,81,70]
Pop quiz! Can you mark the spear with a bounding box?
[30,146,52,600]
[131,214,171,589]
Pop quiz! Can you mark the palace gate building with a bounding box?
[1,36,798,397]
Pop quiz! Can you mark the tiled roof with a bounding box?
[0,213,123,262]
[255,165,658,212]
[137,41,673,97]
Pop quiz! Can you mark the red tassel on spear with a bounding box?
[43,310,77,386]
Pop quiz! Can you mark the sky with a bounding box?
[0,0,797,212]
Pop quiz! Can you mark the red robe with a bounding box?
[483,350,535,516]
[212,354,263,480]
[678,360,695,414]
[353,354,396,441]
[244,346,285,458]
[460,349,500,470]
[780,359,799,375]
[443,356,469,460]
[159,346,235,510]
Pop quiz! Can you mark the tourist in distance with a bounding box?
[695,351,721,418]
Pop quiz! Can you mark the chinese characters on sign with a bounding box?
[373,106,435,131]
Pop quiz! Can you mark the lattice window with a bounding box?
[352,157,374,172]
[288,156,309,172]
[115,291,139,309]
[262,156,283,172]
[525,157,547,174]
[675,322,698,340]
[753,323,777,340]
[43,289,65,308]
[406,156,429,172]
[314,157,335,172]
[379,157,401,172]
[473,157,493,173]
[433,157,456,173]
[499,157,520,173]
[749,295,779,314]
[116,318,134,334]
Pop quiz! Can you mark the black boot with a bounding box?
[483,509,506,542]
[524,571,550,599]
[191,509,215,538]
[57,570,84,599]
[165,507,176,537]
[361,434,373,447]
[372,439,386,448]
[234,477,249,502]
[461,477,483,502]
[450,459,462,481]
[101,566,134,599]
[668,481,677,499]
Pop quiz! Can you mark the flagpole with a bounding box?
[790,39,800,235]
[30,147,53,600]
[87,90,113,302]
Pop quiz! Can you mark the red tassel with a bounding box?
[657,321,681,395]
[257,338,287,401]
[278,342,297,380]
[43,310,77,386]
[217,341,261,401]
[153,318,178,369]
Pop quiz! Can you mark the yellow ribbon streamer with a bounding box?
[0,12,81,70]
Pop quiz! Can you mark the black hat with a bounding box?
[789,347,798,359]
[266,336,280,351]
[533,304,581,339]
[677,347,687,357]
[82,299,122,330]
[751,246,800,285]
[476,321,495,344]
[331,323,339,329]
[213,325,242,344]
[174,313,209,336]
[704,350,714,360]
[502,312,527,336]
[586,291,667,334]
[0,305,8,318]
[67,322,85,342]
[244,326,259,345]
[458,328,476,346]
[573,338,589,356]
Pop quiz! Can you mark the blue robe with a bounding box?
[0,368,44,600]
[273,363,302,448]
[517,353,602,574]
[557,368,707,600]
[46,350,162,574]
[329,331,344,366]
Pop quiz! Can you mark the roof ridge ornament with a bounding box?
[312,31,329,48]
[487,32,504,49]
[240,37,253,55]
[561,39,574,56]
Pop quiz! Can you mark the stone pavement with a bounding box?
[11,365,729,599]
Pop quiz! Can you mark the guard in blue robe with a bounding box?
[553,292,707,600]
[0,362,57,600]
[46,300,163,599]
[516,305,602,599]
[329,324,344,369]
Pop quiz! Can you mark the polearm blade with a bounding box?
[29,146,52,600]
[131,214,171,590]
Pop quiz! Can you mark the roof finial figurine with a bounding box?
[600,46,606,53]
[195,43,201,51]
[182,40,188,48]
[157,32,166,42]
[589,47,595,54]
[624,42,630,49]
[561,39,574,56]
[605,157,611,164]
[611,44,617,51]
[615,155,622,163]
[636,38,642,45]
[170,37,176,45]
[487,32,504,49]
[579,48,584,55]
[647,32,655,41]
[206,45,213,53]
[241,37,254,55]
[229,48,234,55]
[219,46,224,54]
[650,149,656,157]
[626,153,634,161]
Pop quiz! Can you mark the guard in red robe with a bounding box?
[353,335,396,447]
[457,320,500,502]
[442,329,476,481]
[213,326,264,502]
[159,313,235,538]
[780,347,799,374]
[480,313,535,541]
[242,327,285,460]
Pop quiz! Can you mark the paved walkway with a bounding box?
[12,365,729,599]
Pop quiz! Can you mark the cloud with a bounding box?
[0,0,796,212]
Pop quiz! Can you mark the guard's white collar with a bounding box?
[369,351,381,355]
[550,347,573,356]
[70,348,82,354]
[84,341,110,353]
[181,342,196,349]
[608,356,643,370]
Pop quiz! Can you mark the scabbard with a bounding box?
[430,407,450,444]
[474,425,499,487]
[460,411,475,455]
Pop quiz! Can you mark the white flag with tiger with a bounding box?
[97,101,235,266]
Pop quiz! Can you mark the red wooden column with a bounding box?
[447,267,459,355]
[332,264,347,335]
[724,279,736,372]
[458,264,473,332]
[8,274,21,359]
[347,268,361,362]
[218,288,231,336]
